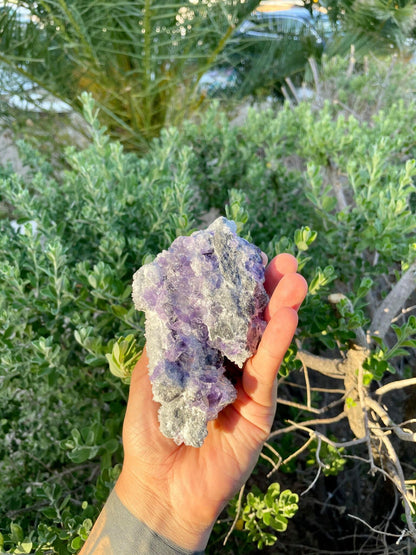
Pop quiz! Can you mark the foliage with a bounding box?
[0,0,260,150]
[325,0,416,56]
[221,13,325,98]
[0,93,197,553]
[306,440,347,477]
[240,483,299,549]
[2,56,416,553]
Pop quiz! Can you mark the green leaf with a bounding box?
[10,523,24,543]
[71,537,83,550]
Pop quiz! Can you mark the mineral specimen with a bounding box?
[132,217,269,447]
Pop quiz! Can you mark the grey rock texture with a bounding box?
[132,217,268,447]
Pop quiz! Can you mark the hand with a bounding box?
[115,253,308,551]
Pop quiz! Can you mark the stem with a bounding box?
[370,261,416,340]
[296,350,344,379]
[375,377,416,396]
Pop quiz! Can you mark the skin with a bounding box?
[81,253,308,553]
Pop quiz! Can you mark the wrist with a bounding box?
[115,467,214,552]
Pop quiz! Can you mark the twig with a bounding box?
[347,513,407,540]
[391,304,416,323]
[223,483,245,546]
[301,436,327,496]
[276,392,346,416]
[302,360,312,409]
[260,452,279,474]
[332,99,361,122]
[308,57,321,98]
[277,380,345,394]
[282,420,368,449]
[269,411,347,439]
[276,397,321,414]
[285,77,300,104]
[367,398,416,442]
[269,435,315,479]
[302,462,321,496]
[281,85,292,105]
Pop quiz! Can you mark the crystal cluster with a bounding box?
[132,217,268,447]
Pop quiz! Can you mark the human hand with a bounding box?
[115,253,308,551]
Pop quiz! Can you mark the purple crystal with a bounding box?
[132,217,269,447]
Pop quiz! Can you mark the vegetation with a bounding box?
[0,0,261,150]
[325,0,416,57]
[1,55,416,553]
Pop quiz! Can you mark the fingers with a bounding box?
[124,349,157,421]
[264,253,298,296]
[241,253,307,410]
[264,273,308,321]
[243,307,299,408]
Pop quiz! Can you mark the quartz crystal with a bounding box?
[132,217,269,447]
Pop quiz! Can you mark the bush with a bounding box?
[1,57,416,553]
[0,93,197,553]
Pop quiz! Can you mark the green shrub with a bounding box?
[0,93,197,553]
[2,57,416,553]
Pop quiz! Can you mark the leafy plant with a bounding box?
[2,55,416,554]
[306,440,347,477]
[240,483,299,549]
[0,0,260,150]
[325,0,416,57]
[0,94,197,553]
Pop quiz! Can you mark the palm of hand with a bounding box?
[116,254,307,545]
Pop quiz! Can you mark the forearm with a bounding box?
[80,487,207,555]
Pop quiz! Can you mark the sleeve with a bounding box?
[98,488,206,555]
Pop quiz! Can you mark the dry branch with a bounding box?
[370,261,416,340]
[296,349,344,379]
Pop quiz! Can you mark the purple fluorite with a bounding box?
[132,217,268,447]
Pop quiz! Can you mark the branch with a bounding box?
[370,261,416,341]
[367,398,416,442]
[223,483,245,546]
[375,377,416,397]
[268,411,348,439]
[296,349,344,379]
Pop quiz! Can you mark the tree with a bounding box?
[0,0,259,150]
[324,0,416,56]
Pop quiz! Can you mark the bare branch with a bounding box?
[267,436,314,479]
[223,483,245,546]
[296,349,344,379]
[302,360,312,410]
[276,398,321,414]
[285,76,300,104]
[308,57,321,97]
[375,377,416,397]
[281,419,368,449]
[367,398,416,442]
[276,391,346,416]
[278,380,345,394]
[281,85,292,106]
[369,423,416,539]
[370,261,416,340]
[269,411,348,439]
[347,513,406,540]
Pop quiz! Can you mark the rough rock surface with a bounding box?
[132,217,268,447]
